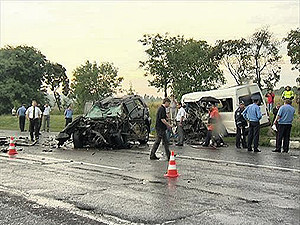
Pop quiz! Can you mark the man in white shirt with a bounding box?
[26,100,42,141]
[42,103,51,132]
[175,102,186,146]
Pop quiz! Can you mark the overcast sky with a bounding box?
[1,0,299,97]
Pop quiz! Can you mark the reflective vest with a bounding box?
[282,90,294,100]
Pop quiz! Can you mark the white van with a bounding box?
[181,84,270,134]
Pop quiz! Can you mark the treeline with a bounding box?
[0,27,298,114]
[140,27,299,99]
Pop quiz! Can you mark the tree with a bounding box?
[171,40,226,99]
[139,33,226,99]
[43,62,70,111]
[0,45,47,114]
[285,28,300,84]
[285,28,300,71]
[139,33,187,97]
[213,39,253,85]
[71,61,123,110]
[249,28,281,90]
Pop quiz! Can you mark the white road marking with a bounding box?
[179,155,300,173]
[74,161,124,171]
[0,153,124,171]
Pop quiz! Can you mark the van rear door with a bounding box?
[237,85,270,127]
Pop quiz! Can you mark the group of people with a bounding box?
[15,101,74,142]
[265,86,296,112]
[150,86,297,161]
[16,100,51,142]
[150,96,226,160]
[235,86,296,153]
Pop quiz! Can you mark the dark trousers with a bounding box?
[203,130,212,146]
[29,118,40,141]
[19,116,25,132]
[236,126,247,148]
[151,129,170,160]
[65,118,72,127]
[248,121,260,150]
[276,124,292,152]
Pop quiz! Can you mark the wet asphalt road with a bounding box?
[0,130,299,224]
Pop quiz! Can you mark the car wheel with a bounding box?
[138,126,150,145]
[73,130,83,148]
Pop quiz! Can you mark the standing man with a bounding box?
[42,103,51,132]
[175,102,186,146]
[26,100,42,142]
[64,104,73,127]
[265,90,275,112]
[150,98,172,160]
[16,104,26,132]
[234,101,247,149]
[242,98,262,152]
[273,99,295,153]
[282,86,295,100]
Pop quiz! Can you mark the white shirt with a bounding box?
[26,106,42,119]
[176,107,186,122]
[43,106,51,115]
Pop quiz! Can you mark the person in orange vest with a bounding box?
[203,103,220,147]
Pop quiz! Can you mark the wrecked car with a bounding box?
[56,95,151,148]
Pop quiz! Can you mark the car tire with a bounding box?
[138,125,150,145]
[73,130,83,148]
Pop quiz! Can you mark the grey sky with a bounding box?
[1,0,299,96]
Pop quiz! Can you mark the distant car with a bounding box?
[56,95,151,148]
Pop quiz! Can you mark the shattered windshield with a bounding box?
[86,105,122,119]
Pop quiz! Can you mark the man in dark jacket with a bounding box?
[150,98,172,160]
[235,101,247,149]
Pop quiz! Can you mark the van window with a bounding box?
[239,92,264,106]
[218,98,233,112]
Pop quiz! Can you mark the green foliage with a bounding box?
[213,28,282,90]
[0,45,48,113]
[285,28,300,72]
[249,27,281,90]
[0,45,71,114]
[0,114,80,132]
[285,28,300,84]
[43,62,70,111]
[70,60,123,111]
[171,40,225,99]
[214,39,253,85]
[139,33,226,99]
[139,33,187,97]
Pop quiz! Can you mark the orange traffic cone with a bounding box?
[164,151,180,178]
[8,136,18,156]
